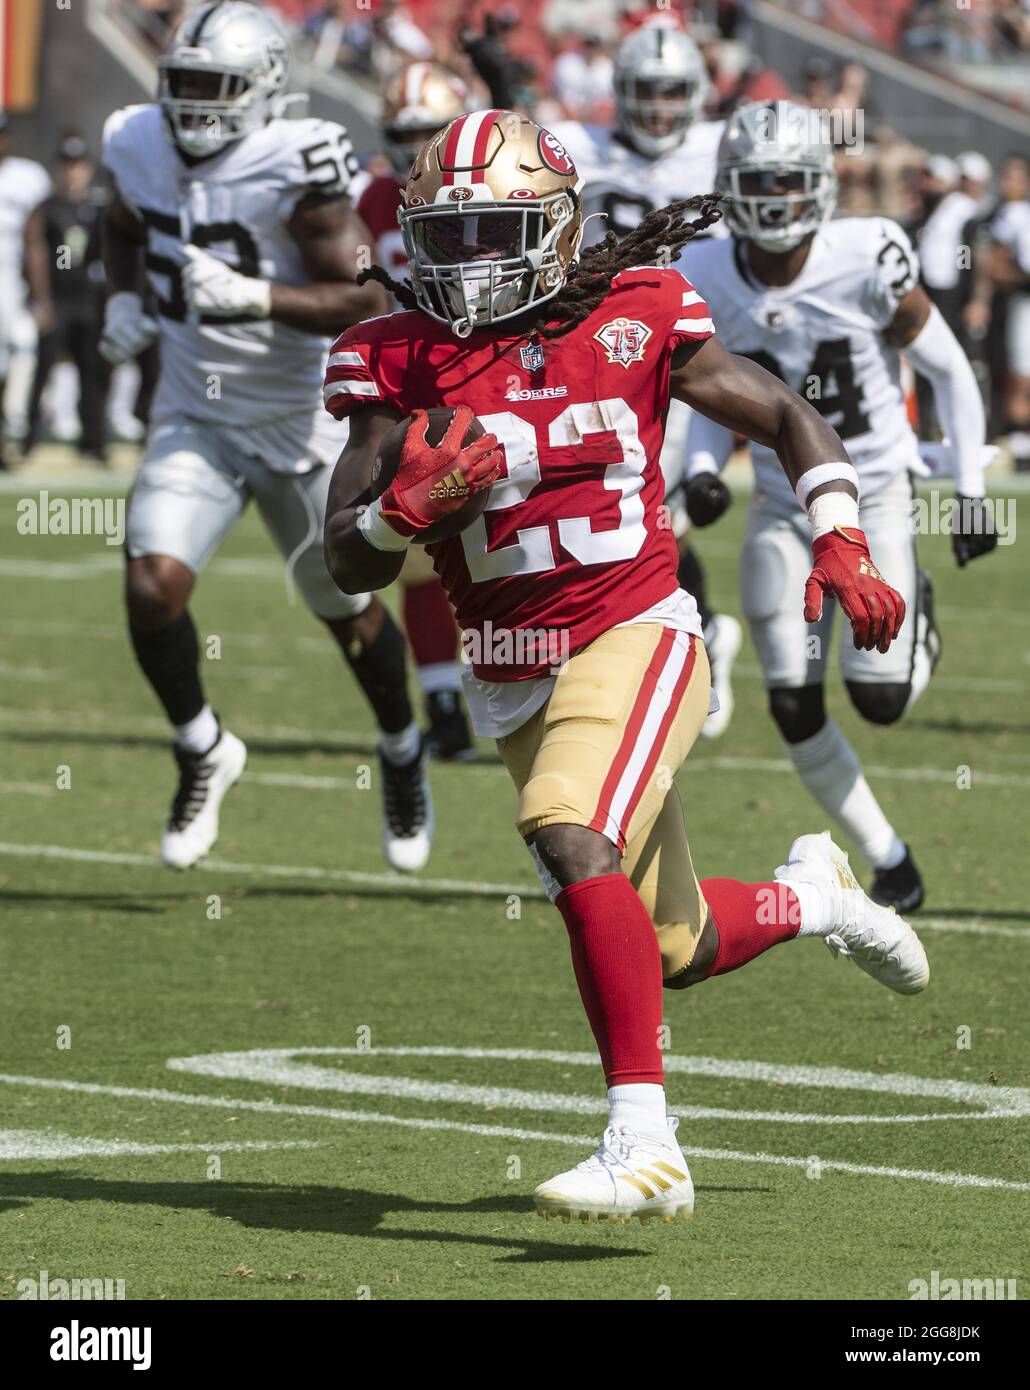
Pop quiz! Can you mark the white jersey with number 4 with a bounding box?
[547,119,725,244]
[103,104,357,456]
[679,217,922,508]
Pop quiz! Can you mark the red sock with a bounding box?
[402,578,458,669]
[701,879,801,977]
[556,873,664,1087]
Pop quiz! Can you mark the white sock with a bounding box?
[418,660,462,696]
[174,704,219,754]
[380,720,421,766]
[608,1083,668,1137]
[781,876,834,937]
[785,719,902,870]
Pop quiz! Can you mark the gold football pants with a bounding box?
[497,624,711,982]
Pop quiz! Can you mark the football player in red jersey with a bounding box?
[323,110,929,1225]
[357,62,479,760]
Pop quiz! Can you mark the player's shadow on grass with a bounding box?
[920,907,1030,923]
[0,727,379,761]
[0,1173,651,1264]
[0,890,176,914]
[904,716,1029,737]
[1,727,504,764]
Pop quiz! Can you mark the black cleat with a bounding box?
[425,689,475,762]
[869,845,924,914]
[379,738,433,871]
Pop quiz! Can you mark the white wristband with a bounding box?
[248,278,272,320]
[356,496,411,552]
[808,491,860,540]
[795,462,859,508]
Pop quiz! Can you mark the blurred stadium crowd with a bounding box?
[2,0,1029,469]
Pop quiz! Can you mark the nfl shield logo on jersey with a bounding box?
[520,342,545,373]
[593,317,653,369]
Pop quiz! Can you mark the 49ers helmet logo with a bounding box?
[594,317,653,368]
[538,129,576,176]
[449,186,475,201]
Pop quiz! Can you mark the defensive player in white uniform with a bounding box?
[679,101,997,910]
[100,2,433,872]
[0,114,51,469]
[550,22,741,737]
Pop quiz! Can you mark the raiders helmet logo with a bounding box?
[538,129,576,177]
[594,317,653,368]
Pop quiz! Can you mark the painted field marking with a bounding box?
[1,1054,1028,1192]
[0,841,540,901]
[3,702,1029,789]
[0,1129,322,1161]
[166,1046,1030,1122]
[0,841,1026,940]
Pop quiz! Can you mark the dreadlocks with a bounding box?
[538,193,724,338]
[355,193,725,336]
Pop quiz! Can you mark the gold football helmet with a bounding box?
[382,62,473,178]
[399,110,583,337]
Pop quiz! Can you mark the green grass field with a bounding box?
[1,468,1027,1302]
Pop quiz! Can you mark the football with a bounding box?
[371,407,491,544]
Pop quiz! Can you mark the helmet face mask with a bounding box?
[158,2,289,159]
[716,100,838,253]
[614,27,707,158]
[399,111,583,337]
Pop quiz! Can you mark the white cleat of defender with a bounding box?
[161,727,247,870]
[778,831,930,994]
[534,1119,695,1226]
[700,613,742,739]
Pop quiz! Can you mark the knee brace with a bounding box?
[768,685,826,745]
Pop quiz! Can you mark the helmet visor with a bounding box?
[413,209,540,266]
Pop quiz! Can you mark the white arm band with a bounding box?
[684,411,735,480]
[356,496,411,552]
[904,304,987,497]
[795,461,859,508]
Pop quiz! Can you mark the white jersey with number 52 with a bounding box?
[103,104,358,434]
[678,217,922,506]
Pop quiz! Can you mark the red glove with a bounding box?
[379,406,503,538]
[804,526,906,653]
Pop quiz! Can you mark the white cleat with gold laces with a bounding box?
[534,1118,694,1226]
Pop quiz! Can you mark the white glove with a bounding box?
[99,292,159,365]
[181,243,271,320]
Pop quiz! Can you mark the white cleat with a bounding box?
[534,1119,694,1226]
[161,727,247,870]
[379,740,434,872]
[700,613,742,739]
[778,831,930,994]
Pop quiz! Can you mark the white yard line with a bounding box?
[0,841,1025,939]
[0,1067,1026,1191]
[0,1129,321,1161]
[2,705,1028,788]
[0,841,542,900]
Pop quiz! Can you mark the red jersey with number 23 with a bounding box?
[324,266,714,681]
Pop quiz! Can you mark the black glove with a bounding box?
[685,472,732,528]
[952,494,997,568]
